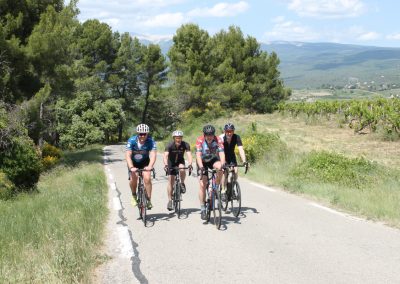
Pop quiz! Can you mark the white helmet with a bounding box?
[172,130,183,137]
[136,124,150,133]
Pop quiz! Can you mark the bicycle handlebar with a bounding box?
[134,168,156,179]
[164,166,193,176]
[223,163,249,174]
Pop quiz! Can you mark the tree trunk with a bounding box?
[141,82,151,123]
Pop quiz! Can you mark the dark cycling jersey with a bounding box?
[195,135,224,163]
[126,135,157,165]
[219,133,243,165]
[165,141,190,164]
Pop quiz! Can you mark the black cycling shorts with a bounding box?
[167,159,185,176]
[127,159,150,180]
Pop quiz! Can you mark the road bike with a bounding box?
[165,166,192,218]
[202,168,223,230]
[222,163,248,217]
[135,168,155,227]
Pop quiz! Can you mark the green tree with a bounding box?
[168,24,212,110]
[109,34,143,140]
[139,44,168,124]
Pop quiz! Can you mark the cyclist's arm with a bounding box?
[148,150,157,168]
[219,151,226,166]
[196,151,203,168]
[186,150,193,166]
[126,150,134,169]
[163,151,169,167]
[237,145,246,163]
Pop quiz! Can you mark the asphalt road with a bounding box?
[94,144,400,284]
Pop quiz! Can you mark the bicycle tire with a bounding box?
[231,181,241,217]
[141,186,147,226]
[138,185,144,219]
[212,187,222,229]
[174,182,181,217]
[222,183,230,212]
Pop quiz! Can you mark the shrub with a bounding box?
[42,143,62,159]
[0,171,15,200]
[290,151,380,189]
[0,137,42,190]
[42,156,59,170]
[240,132,287,163]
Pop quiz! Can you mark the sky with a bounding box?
[75,0,400,47]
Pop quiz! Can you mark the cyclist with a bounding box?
[195,124,225,220]
[219,123,248,201]
[163,130,193,211]
[126,123,157,210]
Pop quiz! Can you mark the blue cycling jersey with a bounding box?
[126,135,157,164]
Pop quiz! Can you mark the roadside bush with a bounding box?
[42,143,62,159]
[0,171,14,200]
[41,143,62,170]
[240,132,287,163]
[290,151,380,189]
[0,137,42,190]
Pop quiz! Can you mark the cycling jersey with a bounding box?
[126,135,157,165]
[195,135,224,163]
[219,133,243,165]
[165,141,190,164]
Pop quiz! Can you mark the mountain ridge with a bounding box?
[135,36,400,89]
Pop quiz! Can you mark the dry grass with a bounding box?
[219,112,400,169]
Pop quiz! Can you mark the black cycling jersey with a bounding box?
[220,133,243,165]
[165,141,191,164]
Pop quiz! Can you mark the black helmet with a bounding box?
[203,124,215,135]
[224,123,235,131]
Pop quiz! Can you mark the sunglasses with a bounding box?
[138,133,147,136]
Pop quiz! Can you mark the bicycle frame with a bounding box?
[202,168,222,229]
[135,168,155,226]
[165,166,191,217]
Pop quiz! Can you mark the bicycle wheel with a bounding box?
[231,181,241,217]
[138,186,144,219]
[174,182,181,217]
[212,187,222,229]
[222,183,230,212]
[141,187,147,226]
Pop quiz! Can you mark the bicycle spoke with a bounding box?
[212,187,222,229]
[231,181,241,217]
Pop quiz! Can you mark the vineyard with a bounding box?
[278,98,400,136]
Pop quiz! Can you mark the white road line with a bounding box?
[108,173,114,180]
[110,183,116,191]
[249,182,277,192]
[113,197,122,211]
[310,202,347,217]
[107,167,111,172]
[116,227,134,258]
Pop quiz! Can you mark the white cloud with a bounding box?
[134,33,174,43]
[188,1,249,17]
[288,0,366,18]
[264,17,319,41]
[387,33,400,40]
[139,13,187,28]
[357,31,380,41]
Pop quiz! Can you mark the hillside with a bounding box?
[138,36,400,90]
[262,41,400,89]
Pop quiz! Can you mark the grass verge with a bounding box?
[177,113,400,228]
[0,145,108,283]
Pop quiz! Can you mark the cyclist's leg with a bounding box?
[199,168,208,220]
[178,163,186,183]
[128,163,139,195]
[212,160,223,186]
[143,171,152,199]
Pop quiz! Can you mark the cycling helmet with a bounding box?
[203,124,215,135]
[172,130,183,137]
[136,123,149,133]
[224,123,235,131]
